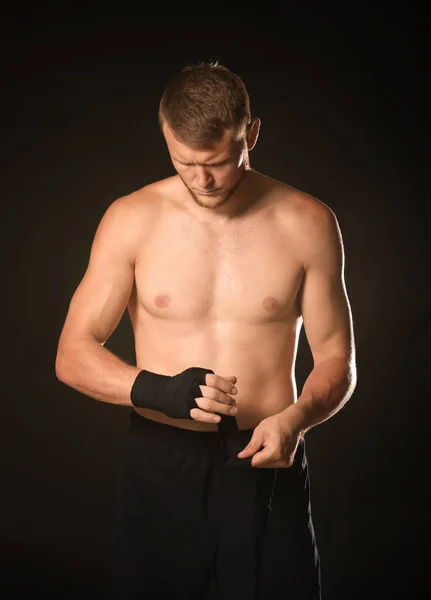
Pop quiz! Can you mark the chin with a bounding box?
[196,194,230,209]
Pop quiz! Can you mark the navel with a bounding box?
[262,296,280,312]
[154,293,171,308]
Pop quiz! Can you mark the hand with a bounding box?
[190,373,238,423]
[237,413,302,468]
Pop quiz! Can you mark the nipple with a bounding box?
[154,294,171,308]
[262,296,280,312]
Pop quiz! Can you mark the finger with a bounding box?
[222,375,237,384]
[251,449,275,468]
[199,385,237,405]
[190,407,222,423]
[237,433,264,458]
[195,394,238,417]
[205,373,238,395]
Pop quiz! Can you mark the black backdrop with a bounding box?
[2,5,429,599]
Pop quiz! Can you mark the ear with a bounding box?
[246,118,261,151]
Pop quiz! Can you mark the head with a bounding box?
[159,61,260,210]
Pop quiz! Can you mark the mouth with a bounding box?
[196,189,220,196]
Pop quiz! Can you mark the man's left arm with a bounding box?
[282,204,357,437]
[238,203,357,466]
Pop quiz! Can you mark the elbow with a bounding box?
[55,341,76,384]
[347,360,358,396]
[337,354,357,398]
[335,361,357,408]
[316,352,357,400]
[345,345,357,387]
[55,334,97,384]
[337,356,357,404]
[55,352,69,383]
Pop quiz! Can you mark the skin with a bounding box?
[56,116,357,468]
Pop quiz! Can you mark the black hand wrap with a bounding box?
[130,367,214,419]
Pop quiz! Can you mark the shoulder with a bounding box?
[92,178,175,259]
[273,182,337,231]
[104,175,179,223]
[264,177,343,268]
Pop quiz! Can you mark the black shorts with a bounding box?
[111,410,322,600]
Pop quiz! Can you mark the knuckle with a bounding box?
[207,386,212,398]
[219,378,228,392]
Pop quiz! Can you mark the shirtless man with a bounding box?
[55,62,357,599]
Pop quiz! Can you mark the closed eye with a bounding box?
[176,158,231,167]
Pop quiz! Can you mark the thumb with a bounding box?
[238,430,264,458]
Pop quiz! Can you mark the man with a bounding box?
[55,62,357,600]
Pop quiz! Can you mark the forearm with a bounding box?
[55,337,141,406]
[281,355,357,436]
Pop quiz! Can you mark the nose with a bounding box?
[194,166,214,190]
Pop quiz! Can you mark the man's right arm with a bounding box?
[55,193,239,421]
[55,195,141,406]
[54,194,238,421]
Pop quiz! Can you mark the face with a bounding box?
[163,122,258,210]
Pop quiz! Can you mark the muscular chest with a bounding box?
[134,209,303,323]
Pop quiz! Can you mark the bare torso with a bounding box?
[127,171,308,431]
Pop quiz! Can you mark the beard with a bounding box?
[179,170,248,210]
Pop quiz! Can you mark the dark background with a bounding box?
[2,4,429,599]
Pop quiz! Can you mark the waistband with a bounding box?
[127,409,254,456]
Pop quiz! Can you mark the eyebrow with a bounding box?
[173,156,231,166]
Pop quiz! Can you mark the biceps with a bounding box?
[62,259,135,345]
[58,201,137,346]
[300,267,353,363]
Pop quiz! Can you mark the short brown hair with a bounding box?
[158,61,251,146]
